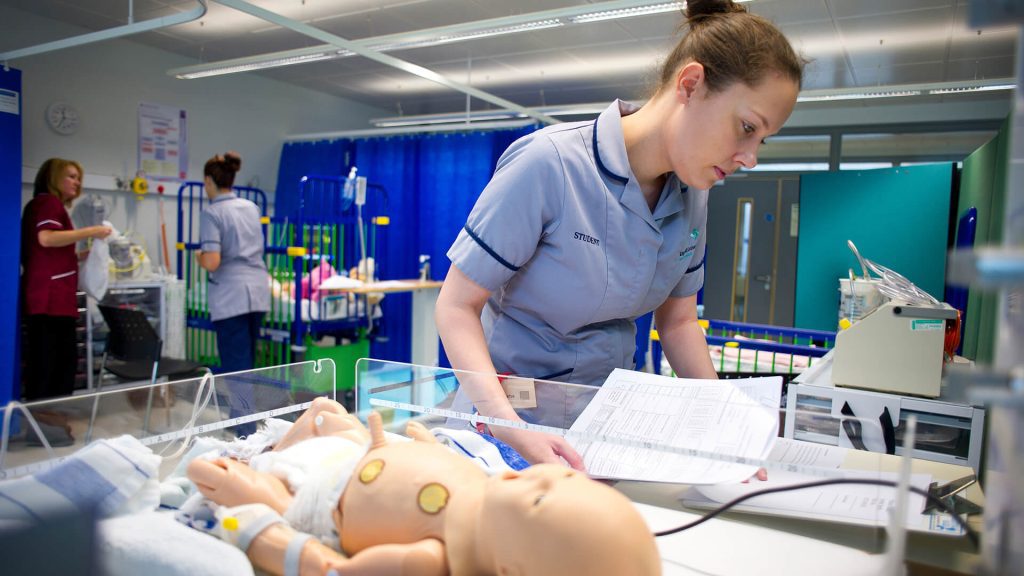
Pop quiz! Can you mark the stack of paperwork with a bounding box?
[570,369,782,484]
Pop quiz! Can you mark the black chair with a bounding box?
[97,304,204,383]
[87,305,207,441]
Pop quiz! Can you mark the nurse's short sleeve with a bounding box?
[200,210,222,253]
[670,189,709,298]
[33,196,66,231]
[447,134,565,292]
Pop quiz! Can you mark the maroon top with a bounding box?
[21,194,78,317]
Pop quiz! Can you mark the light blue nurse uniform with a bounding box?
[200,193,271,322]
[446,100,708,424]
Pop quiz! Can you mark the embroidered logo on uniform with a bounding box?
[679,245,697,260]
[690,228,700,239]
[574,232,600,246]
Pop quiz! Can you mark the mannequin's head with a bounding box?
[478,464,661,576]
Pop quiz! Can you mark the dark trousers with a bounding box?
[213,311,264,374]
[24,315,78,401]
[213,312,265,435]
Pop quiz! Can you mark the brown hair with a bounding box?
[204,151,242,190]
[33,158,83,206]
[658,0,804,95]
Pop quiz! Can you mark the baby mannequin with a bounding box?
[188,398,661,576]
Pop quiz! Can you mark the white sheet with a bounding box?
[99,510,253,576]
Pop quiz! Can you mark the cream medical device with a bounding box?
[833,301,957,397]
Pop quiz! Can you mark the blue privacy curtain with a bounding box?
[275,126,538,364]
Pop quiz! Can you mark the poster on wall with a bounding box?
[138,102,187,181]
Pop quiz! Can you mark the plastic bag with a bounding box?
[79,221,114,300]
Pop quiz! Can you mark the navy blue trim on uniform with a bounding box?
[464,224,519,272]
[536,367,573,381]
[592,119,628,185]
[685,252,706,274]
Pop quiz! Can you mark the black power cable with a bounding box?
[653,477,979,548]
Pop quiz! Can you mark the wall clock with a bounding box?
[45,101,80,135]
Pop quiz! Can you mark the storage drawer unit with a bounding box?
[784,383,985,472]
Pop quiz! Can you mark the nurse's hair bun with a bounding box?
[205,150,243,189]
[685,0,746,25]
[221,151,242,173]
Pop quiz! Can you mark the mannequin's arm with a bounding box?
[188,458,294,514]
[325,539,447,576]
[245,522,343,576]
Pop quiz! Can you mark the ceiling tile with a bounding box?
[610,14,686,40]
[943,56,1016,82]
[852,61,946,86]
[751,0,832,25]
[948,29,1017,61]
[801,54,857,90]
[832,7,958,69]
[827,0,956,20]
[386,31,566,68]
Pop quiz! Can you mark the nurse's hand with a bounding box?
[492,426,586,471]
[88,225,112,239]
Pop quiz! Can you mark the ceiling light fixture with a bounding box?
[929,83,1016,95]
[371,111,521,127]
[368,102,616,128]
[797,90,921,102]
[175,49,352,79]
[569,2,684,23]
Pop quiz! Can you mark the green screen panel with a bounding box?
[955,131,999,360]
[795,164,954,331]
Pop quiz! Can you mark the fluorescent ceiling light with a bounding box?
[175,50,351,79]
[929,83,1016,95]
[536,104,611,116]
[798,90,920,102]
[796,79,1017,103]
[369,102,617,127]
[570,2,684,23]
[372,111,521,127]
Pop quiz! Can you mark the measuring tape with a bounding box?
[0,401,314,480]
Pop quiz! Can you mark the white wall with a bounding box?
[3,4,389,275]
